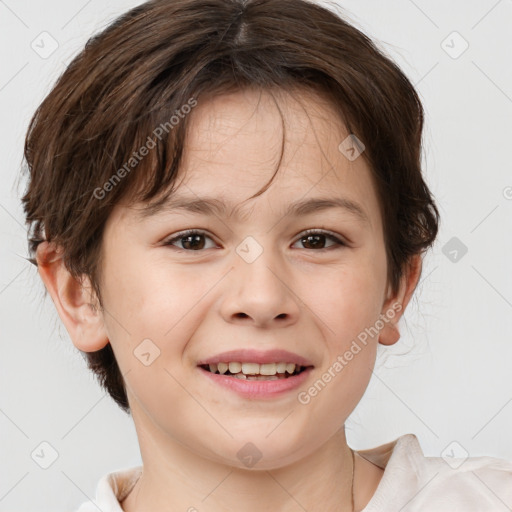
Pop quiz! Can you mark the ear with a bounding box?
[36,241,109,352]
[378,253,422,346]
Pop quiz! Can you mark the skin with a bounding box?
[37,86,421,511]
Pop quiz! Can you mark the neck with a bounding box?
[121,414,357,512]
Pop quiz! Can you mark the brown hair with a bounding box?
[21,0,440,414]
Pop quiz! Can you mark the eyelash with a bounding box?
[162,228,347,252]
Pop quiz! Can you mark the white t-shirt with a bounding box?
[76,433,512,511]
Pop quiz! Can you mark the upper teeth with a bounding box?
[208,362,298,375]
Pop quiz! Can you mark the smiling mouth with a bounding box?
[199,362,310,380]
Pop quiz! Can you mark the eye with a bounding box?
[162,228,346,252]
[292,229,346,250]
[162,229,217,251]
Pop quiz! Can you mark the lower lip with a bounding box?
[198,367,313,399]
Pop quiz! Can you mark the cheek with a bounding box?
[99,255,218,448]
[301,251,386,410]
[101,246,178,327]
[311,253,387,346]
[101,249,221,369]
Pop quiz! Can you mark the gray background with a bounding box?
[1,0,511,510]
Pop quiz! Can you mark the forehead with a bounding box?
[122,86,382,231]
[181,86,354,182]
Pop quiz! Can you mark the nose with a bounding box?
[220,243,301,329]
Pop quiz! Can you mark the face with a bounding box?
[97,86,396,469]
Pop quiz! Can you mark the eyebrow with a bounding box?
[137,195,370,224]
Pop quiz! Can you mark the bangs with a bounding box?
[110,78,358,220]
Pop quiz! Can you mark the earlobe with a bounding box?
[36,241,109,352]
[377,321,401,346]
[378,253,423,346]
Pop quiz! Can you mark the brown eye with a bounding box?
[163,230,216,251]
[293,230,345,250]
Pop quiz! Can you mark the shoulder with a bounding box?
[417,445,512,510]
[360,434,512,512]
[74,466,143,512]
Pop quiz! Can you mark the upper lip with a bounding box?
[197,349,314,367]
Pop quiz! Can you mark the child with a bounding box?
[21,0,512,510]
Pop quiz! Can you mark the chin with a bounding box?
[211,430,313,471]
